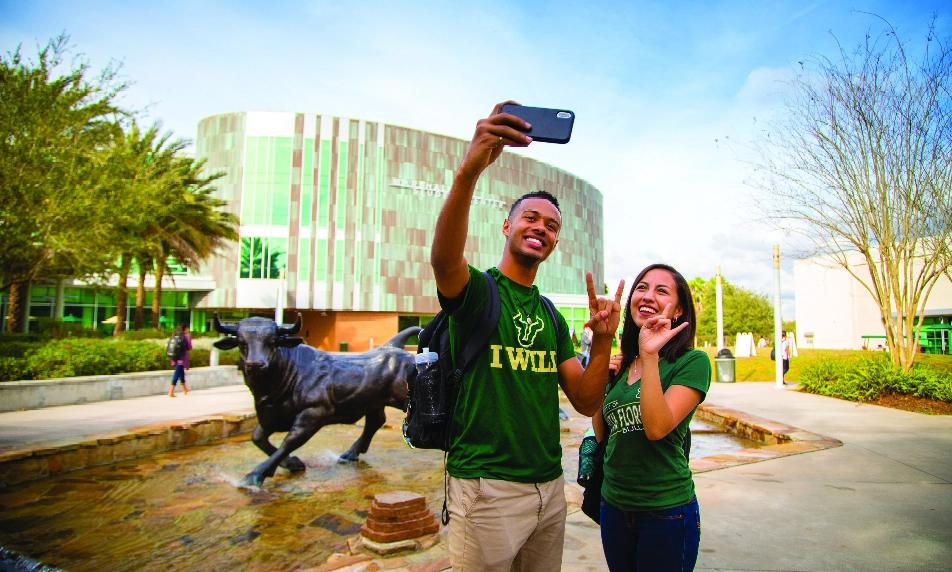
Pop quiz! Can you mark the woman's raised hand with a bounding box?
[586,272,624,337]
[639,303,689,356]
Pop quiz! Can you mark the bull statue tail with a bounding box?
[381,326,423,349]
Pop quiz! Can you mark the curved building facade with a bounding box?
[194,111,603,350]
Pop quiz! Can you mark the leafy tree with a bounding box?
[690,276,775,346]
[0,35,126,331]
[747,17,952,370]
[99,122,187,335]
[147,155,239,328]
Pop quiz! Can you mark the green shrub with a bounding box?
[0,357,31,382]
[24,338,169,379]
[799,354,952,402]
[188,348,240,367]
[119,328,172,341]
[0,341,45,358]
[119,328,222,341]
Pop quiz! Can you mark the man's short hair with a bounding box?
[508,190,561,219]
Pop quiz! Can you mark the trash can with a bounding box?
[714,348,736,383]
[339,342,348,352]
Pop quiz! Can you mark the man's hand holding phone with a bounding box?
[458,101,533,180]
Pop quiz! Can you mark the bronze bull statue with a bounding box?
[213,312,421,487]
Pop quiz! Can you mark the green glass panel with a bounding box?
[269,238,287,279]
[242,140,257,224]
[337,141,348,229]
[574,307,588,320]
[300,193,311,228]
[96,291,117,305]
[303,139,314,175]
[240,238,252,278]
[252,237,263,279]
[255,137,269,171]
[298,238,310,277]
[318,142,331,228]
[273,138,293,173]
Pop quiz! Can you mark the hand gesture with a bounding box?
[608,353,624,376]
[638,303,689,357]
[459,101,533,178]
[586,272,624,337]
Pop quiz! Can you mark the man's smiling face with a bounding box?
[503,197,561,266]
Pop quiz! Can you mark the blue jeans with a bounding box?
[171,365,186,386]
[600,496,700,572]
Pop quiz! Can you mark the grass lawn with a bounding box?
[698,347,952,383]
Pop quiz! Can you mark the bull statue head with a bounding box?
[213,312,305,372]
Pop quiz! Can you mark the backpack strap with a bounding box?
[453,271,500,379]
[540,295,564,342]
[441,271,501,525]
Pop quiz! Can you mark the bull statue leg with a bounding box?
[243,408,328,487]
[250,425,307,474]
[339,407,387,463]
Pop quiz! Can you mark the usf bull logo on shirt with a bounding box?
[513,310,545,347]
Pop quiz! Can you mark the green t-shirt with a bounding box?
[439,266,576,483]
[601,349,711,511]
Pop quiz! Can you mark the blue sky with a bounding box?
[2,0,948,319]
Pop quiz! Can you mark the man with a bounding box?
[579,322,594,367]
[430,101,621,572]
[781,331,792,385]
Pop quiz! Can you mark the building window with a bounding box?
[240,237,287,279]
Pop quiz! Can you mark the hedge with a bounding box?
[0,340,241,382]
[798,354,952,402]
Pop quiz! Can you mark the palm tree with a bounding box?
[148,156,239,329]
[101,122,186,336]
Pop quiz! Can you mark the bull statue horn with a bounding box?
[277,313,303,336]
[214,312,239,335]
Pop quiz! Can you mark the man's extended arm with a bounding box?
[430,102,531,298]
[559,275,625,416]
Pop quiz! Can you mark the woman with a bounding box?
[593,263,711,572]
[168,324,192,397]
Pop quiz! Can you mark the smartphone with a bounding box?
[500,104,575,144]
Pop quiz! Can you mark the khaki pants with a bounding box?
[447,475,566,572]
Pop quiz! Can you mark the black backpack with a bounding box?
[166,334,185,360]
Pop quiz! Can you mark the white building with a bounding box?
[794,253,952,351]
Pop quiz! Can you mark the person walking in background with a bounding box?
[167,324,192,397]
[429,100,622,572]
[579,322,594,367]
[781,331,792,385]
[590,263,710,572]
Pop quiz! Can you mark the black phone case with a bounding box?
[500,104,574,144]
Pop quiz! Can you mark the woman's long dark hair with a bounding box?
[614,264,697,382]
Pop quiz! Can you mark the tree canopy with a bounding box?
[0,35,238,333]
[747,16,952,370]
[689,277,775,346]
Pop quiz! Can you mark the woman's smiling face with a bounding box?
[630,268,683,328]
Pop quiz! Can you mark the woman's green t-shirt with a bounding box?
[601,349,711,511]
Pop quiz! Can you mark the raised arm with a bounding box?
[638,304,701,440]
[430,102,531,298]
[559,274,625,416]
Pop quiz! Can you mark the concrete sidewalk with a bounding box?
[692,382,952,572]
[0,383,949,571]
[0,384,253,447]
